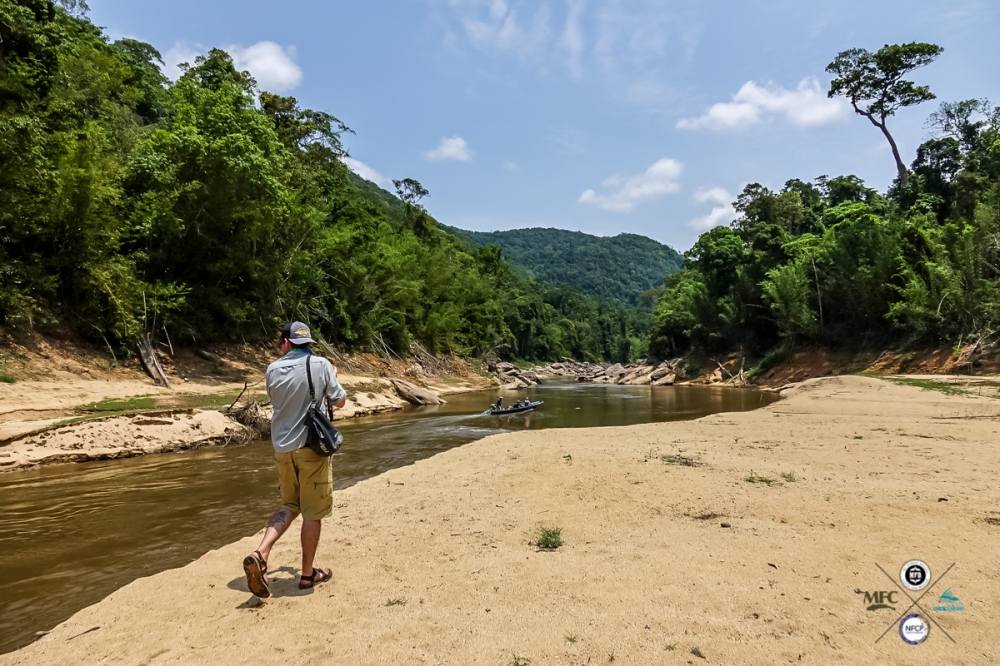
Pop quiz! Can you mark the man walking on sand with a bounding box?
[243,321,347,598]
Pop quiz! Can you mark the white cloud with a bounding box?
[425,136,472,162]
[160,40,303,92]
[693,186,731,206]
[689,187,735,230]
[578,158,683,213]
[342,157,386,186]
[228,41,302,92]
[502,160,520,172]
[162,42,201,80]
[677,77,847,131]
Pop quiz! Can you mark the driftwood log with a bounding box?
[390,379,446,406]
[136,334,169,387]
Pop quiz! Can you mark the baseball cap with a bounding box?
[280,321,316,345]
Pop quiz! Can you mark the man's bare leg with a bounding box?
[300,518,322,575]
[256,506,298,562]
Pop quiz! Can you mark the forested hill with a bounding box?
[448,228,683,304]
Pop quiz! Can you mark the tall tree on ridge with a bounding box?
[826,42,943,189]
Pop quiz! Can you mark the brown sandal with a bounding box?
[298,566,332,590]
[242,550,271,598]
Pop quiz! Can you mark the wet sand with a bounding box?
[4,375,999,664]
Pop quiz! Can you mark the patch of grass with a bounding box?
[81,390,267,415]
[0,373,16,384]
[562,454,573,463]
[191,391,258,410]
[534,526,563,550]
[384,597,407,607]
[780,472,797,482]
[661,453,702,467]
[511,655,531,666]
[85,396,157,412]
[746,344,792,380]
[48,415,94,429]
[866,373,965,396]
[564,634,579,644]
[744,472,779,487]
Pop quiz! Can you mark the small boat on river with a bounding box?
[485,400,544,416]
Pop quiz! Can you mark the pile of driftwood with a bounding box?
[228,401,271,438]
[225,383,271,438]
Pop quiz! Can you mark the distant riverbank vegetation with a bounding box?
[0,1,648,362]
[651,43,1000,363]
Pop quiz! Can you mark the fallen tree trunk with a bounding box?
[136,335,169,387]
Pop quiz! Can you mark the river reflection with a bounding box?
[0,381,775,653]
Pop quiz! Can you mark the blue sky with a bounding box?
[89,0,999,250]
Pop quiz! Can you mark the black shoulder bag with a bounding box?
[304,354,343,456]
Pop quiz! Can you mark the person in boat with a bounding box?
[242,322,347,598]
[492,397,502,413]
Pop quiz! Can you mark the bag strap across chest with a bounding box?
[304,352,317,404]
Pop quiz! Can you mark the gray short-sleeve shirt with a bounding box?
[265,349,347,453]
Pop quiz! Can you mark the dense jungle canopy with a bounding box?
[0,0,650,362]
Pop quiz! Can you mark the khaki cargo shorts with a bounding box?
[274,447,333,520]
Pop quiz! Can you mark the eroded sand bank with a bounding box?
[4,375,999,664]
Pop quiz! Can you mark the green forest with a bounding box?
[0,0,649,362]
[650,44,1000,366]
[449,227,682,304]
[4,3,998,369]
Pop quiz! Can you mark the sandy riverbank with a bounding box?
[0,345,492,471]
[4,375,998,664]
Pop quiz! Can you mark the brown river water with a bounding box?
[0,381,776,653]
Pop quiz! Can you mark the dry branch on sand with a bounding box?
[227,400,271,438]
